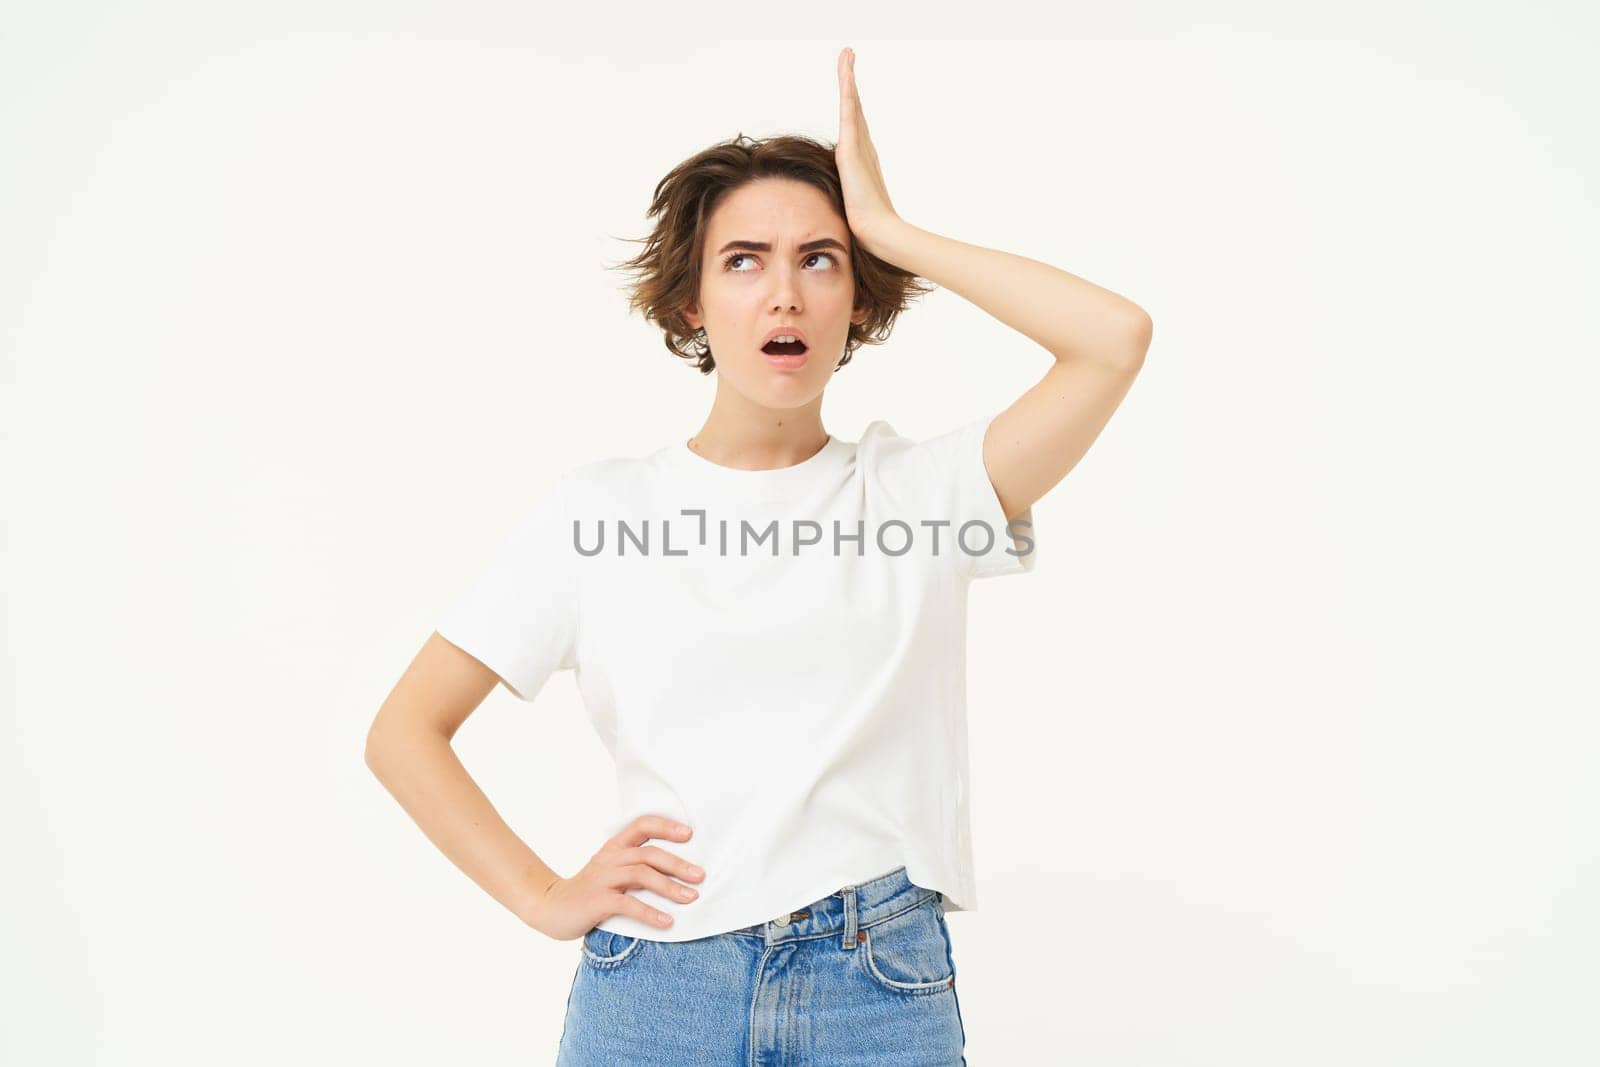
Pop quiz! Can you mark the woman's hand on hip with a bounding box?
[524,814,705,940]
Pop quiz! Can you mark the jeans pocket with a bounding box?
[578,925,647,971]
[856,895,956,996]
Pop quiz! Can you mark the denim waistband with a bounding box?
[729,865,939,948]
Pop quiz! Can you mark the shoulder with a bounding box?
[856,414,990,481]
[562,455,637,491]
[478,456,640,532]
[854,418,918,471]
[556,453,662,511]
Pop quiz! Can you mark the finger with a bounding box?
[838,49,854,138]
[631,843,706,883]
[845,50,871,140]
[618,859,700,904]
[616,890,674,928]
[608,814,690,851]
[630,902,675,927]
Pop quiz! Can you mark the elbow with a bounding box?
[1125,308,1152,354]
[365,715,453,778]
[1112,309,1152,371]
[363,722,391,777]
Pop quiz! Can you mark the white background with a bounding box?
[4,4,1596,1064]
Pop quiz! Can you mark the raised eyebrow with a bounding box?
[715,238,850,256]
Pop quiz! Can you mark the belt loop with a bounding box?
[841,884,858,950]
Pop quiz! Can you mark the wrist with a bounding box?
[513,865,562,930]
[858,214,917,265]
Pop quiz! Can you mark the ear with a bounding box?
[850,302,870,327]
[683,302,702,330]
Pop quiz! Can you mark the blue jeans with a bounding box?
[554,864,967,1065]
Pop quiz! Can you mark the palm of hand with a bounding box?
[835,48,900,259]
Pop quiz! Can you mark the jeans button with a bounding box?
[772,912,793,926]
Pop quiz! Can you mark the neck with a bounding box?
[686,395,829,472]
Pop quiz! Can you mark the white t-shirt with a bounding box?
[436,412,1038,942]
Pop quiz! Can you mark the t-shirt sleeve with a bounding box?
[435,475,580,702]
[908,412,1040,580]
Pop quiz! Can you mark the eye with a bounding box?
[720,250,843,273]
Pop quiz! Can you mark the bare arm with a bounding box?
[862,217,1151,525]
[363,632,705,939]
[835,47,1150,527]
[363,632,560,928]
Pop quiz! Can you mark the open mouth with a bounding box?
[762,339,809,356]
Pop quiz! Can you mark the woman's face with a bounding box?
[683,177,868,407]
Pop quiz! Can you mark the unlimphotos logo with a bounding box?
[564,509,1034,561]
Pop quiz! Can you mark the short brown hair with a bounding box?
[607,132,935,375]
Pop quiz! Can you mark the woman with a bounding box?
[365,47,1150,1064]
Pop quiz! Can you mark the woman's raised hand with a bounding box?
[835,47,902,259]
[529,814,705,940]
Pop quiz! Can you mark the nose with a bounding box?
[767,261,803,314]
